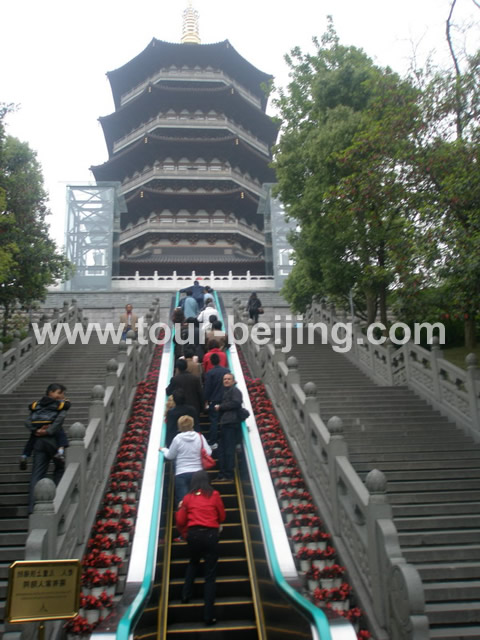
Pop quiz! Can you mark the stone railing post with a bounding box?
[466,353,480,434]
[67,422,87,543]
[327,416,349,536]
[0,341,3,389]
[429,336,444,400]
[29,478,57,558]
[365,469,393,626]
[89,385,106,464]
[106,359,120,427]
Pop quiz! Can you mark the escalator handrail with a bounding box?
[215,293,334,640]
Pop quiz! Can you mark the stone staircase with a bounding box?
[0,337,119,633]
[286,333,480,640]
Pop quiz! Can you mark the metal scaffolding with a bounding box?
[64,183,124,291]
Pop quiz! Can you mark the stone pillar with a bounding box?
[89,385,106,472]
[29,479,56,558]
[67,422,87,544]
[327,416,348,535]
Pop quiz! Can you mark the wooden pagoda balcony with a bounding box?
[120,68,262,110]
[113,114,270,156]
[119,216,265,245]
[120,166,263,197]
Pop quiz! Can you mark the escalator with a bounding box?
[92,292,356,640]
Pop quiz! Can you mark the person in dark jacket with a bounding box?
[176,470,225,626]
[166,389,200,446]
[180,280,204,310]
[25,383,70,513]
[215,373,243,480]
[166,359,204,420]
[203,354,230,448]
[247,292,262,324]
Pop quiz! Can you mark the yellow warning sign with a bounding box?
[6,559,81,623]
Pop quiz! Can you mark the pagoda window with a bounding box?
[194,111,205,120]
[195,157,207,171]
[163,158,175,171]
[166,109,177,120]
[207,111,218,121]
[180,110,190,121]
[178,157,190,171]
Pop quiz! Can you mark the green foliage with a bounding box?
[0,105,73,336]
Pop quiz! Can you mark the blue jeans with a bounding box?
[175,472,195,505]
[218,423,239,478]
[208,403,219,445]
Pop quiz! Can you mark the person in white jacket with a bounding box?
[197,301,219,332]
[160,415,211,504]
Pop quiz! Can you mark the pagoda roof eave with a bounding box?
[107,39,273,110]
[98,83,280,152]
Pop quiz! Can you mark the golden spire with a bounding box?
[181,0,201,44]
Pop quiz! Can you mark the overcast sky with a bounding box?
[1,0,479,247]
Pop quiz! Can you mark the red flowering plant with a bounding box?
[357,631,372,639]
[82,550,123,568]
[344,607,363,624]
[93,519,120,534]
[81,568,104,589]
[112,461,143,472]
[295,546,316,561]
[312,587,330,602]
[319,564,345,578]
[115,534,129,548]
[81,594,103,610]
[275,478,305,491]
[109,481,138,493]
[64,616,92,635]
[109,470,141,482]
[284,518,303,531]
[97,506,119,520]
[98,591,114,609]
[121,504,137,518]
[101,569,118,586]
[87,535,115,551]
[103,493,126,505]
[117,518,134,533]
[306,566,321,581]
[315,546,336,561]
[328,583,352,601]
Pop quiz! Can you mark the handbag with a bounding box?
[199,433,216,469]
[258,307,264,314]
[239,406,250,421]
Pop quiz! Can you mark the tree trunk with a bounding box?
[366,291,377,325]
[378,283,389,330]
[464,316,477,350]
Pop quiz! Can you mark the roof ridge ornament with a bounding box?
[181,1,201,44]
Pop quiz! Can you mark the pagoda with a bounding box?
[91,2,279,276]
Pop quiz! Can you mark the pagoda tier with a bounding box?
[120,247,265,277]
[107,39,272,111]
[91,134,275,186]
[122,187,261,226]
[98,84,279,154]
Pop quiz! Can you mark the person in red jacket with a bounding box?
[175,470,226,626]
[202,340,228,374]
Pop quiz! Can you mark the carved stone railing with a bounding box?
[17,303,162,639]
[0,301,83,393]
[233,299,429,640]
[305,300,480,441]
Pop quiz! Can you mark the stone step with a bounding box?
[0,519,29,532]
[404,544,480,563]
[395,515,480,531]
[350,434,465,446]
[0,546,25,562]
[398,529,480,546]
[429,625,480,639]
[388,490,480,504]
[426,601,480,625]
[416,562,480,582]
[360,469,480,482]
[355,460,480,472]
[392,502,480,517]
[424,580,480,601]
[350,442,476,454]
[350,451,480,462]
[386,479,480,493]
[0,532,28,546]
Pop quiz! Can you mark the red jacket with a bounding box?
[175,489,226,538]
[203,348,228,373]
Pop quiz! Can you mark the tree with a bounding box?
[0,107,72,337]
[273,20,424,324]
[409,1,480,348]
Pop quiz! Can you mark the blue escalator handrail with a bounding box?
[214,292,333,640]
[115,294,179,640]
